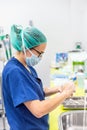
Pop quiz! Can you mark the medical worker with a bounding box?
[2,25,75,130]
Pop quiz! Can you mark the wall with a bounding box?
[0,0,87,86]
[70,0,87,49]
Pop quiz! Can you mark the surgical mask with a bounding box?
[25,50,42,66]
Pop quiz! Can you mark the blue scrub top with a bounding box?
[2,57,49,130]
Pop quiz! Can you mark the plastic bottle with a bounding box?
[76,69,85,96]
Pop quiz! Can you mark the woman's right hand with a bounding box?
[61,81,76,98]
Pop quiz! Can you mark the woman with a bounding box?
[2,25,75,130]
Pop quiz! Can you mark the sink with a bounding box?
[58,110,87,130]
[62,97,87,109]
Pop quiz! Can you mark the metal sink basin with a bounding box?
[62,97,87,110]
[58,110,87,130]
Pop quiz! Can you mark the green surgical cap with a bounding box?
[10,24,47,51]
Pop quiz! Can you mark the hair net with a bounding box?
[10,24,47,51]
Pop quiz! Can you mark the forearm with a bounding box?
[37,92,67,116]
[24,81,75,118]
[44,86,62,97]
[24,92,67,118]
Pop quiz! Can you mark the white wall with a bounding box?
[0,0,87,86]
[70,0,87,49]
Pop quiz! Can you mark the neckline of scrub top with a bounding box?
[11,57,40,81]
[12,56,32,74]
[11,57,43,92]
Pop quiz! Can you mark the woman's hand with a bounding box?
[61,81,76,98]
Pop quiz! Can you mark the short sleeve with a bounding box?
[8,68,39,107]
